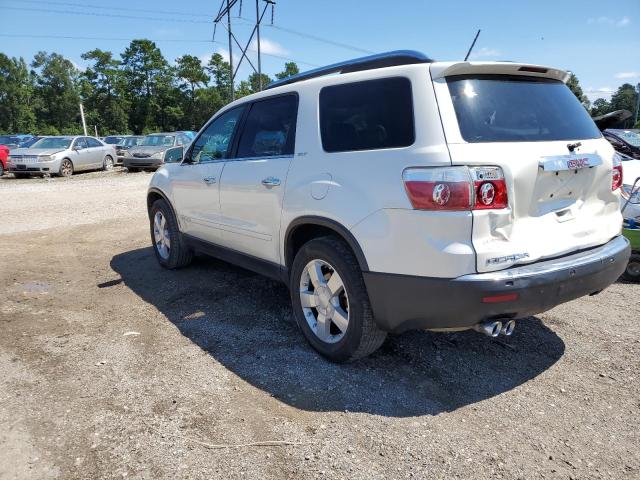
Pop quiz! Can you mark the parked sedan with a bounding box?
[604,129,640,160]
[0,145,8,176]
[7,136,117,177]
[123,132,190,171]
[115,135,144,164]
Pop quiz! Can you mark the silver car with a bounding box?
[7,136,117,178]
[123,133,191,171]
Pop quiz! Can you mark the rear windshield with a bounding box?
[142,135,174,146]
[447,75,601,143]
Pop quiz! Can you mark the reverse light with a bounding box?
[403,166,508,211]
[612,154,623,191]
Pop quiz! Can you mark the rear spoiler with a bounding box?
[430,62,570,83]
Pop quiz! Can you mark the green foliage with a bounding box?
[566,73,590,109]
[0,43,304,135]
[275,62,299,80]
[590,83,640,127]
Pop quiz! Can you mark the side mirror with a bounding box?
[73,145,82,151]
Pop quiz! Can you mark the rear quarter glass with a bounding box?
[446,75,601,143]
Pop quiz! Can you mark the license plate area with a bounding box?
[539,153,602,172]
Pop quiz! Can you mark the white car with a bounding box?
[147,51,630,362]
[621,154,640,219]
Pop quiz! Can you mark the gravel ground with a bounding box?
[0,171,639,479]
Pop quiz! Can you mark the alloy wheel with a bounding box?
[104,156,114,171]
[61,160,73,177]
[299,259,350,343]
[153,211,171,260]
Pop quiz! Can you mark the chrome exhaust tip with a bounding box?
[501,320,516,336]
[474,321,502,337]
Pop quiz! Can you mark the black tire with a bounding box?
[0,162,4,176]
[290,236,387,362]
[149,198,193,269]
[622,253,640,282]
[58,158,73,177]
[102,155,114,171]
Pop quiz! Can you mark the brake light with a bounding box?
[403,166,508,211]
[612,154,623,191]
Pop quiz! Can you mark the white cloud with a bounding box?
[615,72,640,79]
[249,37,289,57]
[587,16,630,27]
[584,86,615,101]
[469,47,501,60]
[198,47,230,65]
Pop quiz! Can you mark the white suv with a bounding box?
[147,51,630,362]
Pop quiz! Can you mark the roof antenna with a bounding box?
[464,29,481,61]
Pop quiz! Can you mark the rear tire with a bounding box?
[103,155,114,171]
[149,198,193,269]
[0,162,4,176]
[622,253,640,282]
[290,236,387,362]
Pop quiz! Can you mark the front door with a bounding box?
[171,106,245,244]
[218,94,298,264]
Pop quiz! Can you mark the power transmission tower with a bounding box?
[214,0,276,100]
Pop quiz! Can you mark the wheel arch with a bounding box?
[284,216,369,273]
[147,187,178,223]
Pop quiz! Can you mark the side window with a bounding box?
[86,138,101,147]
[320,77,414,152]
[236,95,298,158]
[190,107,244,163]
[74,138,88,149]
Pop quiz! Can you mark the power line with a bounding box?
[0,33,320,67]
[8,0,210,18]
[3,6,213,24]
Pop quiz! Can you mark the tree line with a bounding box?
[0,39,638,135]
[0,39,299,136]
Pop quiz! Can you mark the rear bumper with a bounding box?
[364,235,630,333]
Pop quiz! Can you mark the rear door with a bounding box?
[86,137,106,167]
[171,106,245,244]
[217,94,298,263]
[432,68,622,272]
[72,137,91,170]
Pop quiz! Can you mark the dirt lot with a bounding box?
[0,170,638,479]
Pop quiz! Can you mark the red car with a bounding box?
[0,145,8,176]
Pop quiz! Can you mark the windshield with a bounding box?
[141,135,175,147]
[447,75,602,143]
[118,137,142,147]
[32,137,73,149]
[617,131,640,147]
[103,136,122,144]
[0,136,19,145]
[21,137,41,148]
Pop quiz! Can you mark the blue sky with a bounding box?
[1,0,638,101]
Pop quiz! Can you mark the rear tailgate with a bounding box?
[431,62,623,273]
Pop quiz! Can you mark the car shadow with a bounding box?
[111,247,565,417]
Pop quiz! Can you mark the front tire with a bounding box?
[622,253,640,282]
[59,159,73,177]
[149,198,193,269]
[290,236,387,362]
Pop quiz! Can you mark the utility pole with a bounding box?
[634,82,640,127]
[214,0,275,95]
[94,125,98,137]
[226,0,234,100]
[79,103,87,136]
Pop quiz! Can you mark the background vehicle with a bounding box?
[115,135,144,164]
[621,171,640,282]
[102,135,125,146]
[19,136,44,148]
[8,135,116,177]
[0,135,22,149]
[147,51,629,362]
[124,133,190,171]
[603,129,640,160]
[0,145,8,176]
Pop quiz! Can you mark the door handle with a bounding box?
[261,177,281,187]
[203,176,216,185]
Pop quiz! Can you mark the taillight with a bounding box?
[469,167,508,209]
[403,167,472,210]
[612,154,623,191]
[403,166,508,211]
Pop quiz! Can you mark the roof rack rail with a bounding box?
[265,50,433,90]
